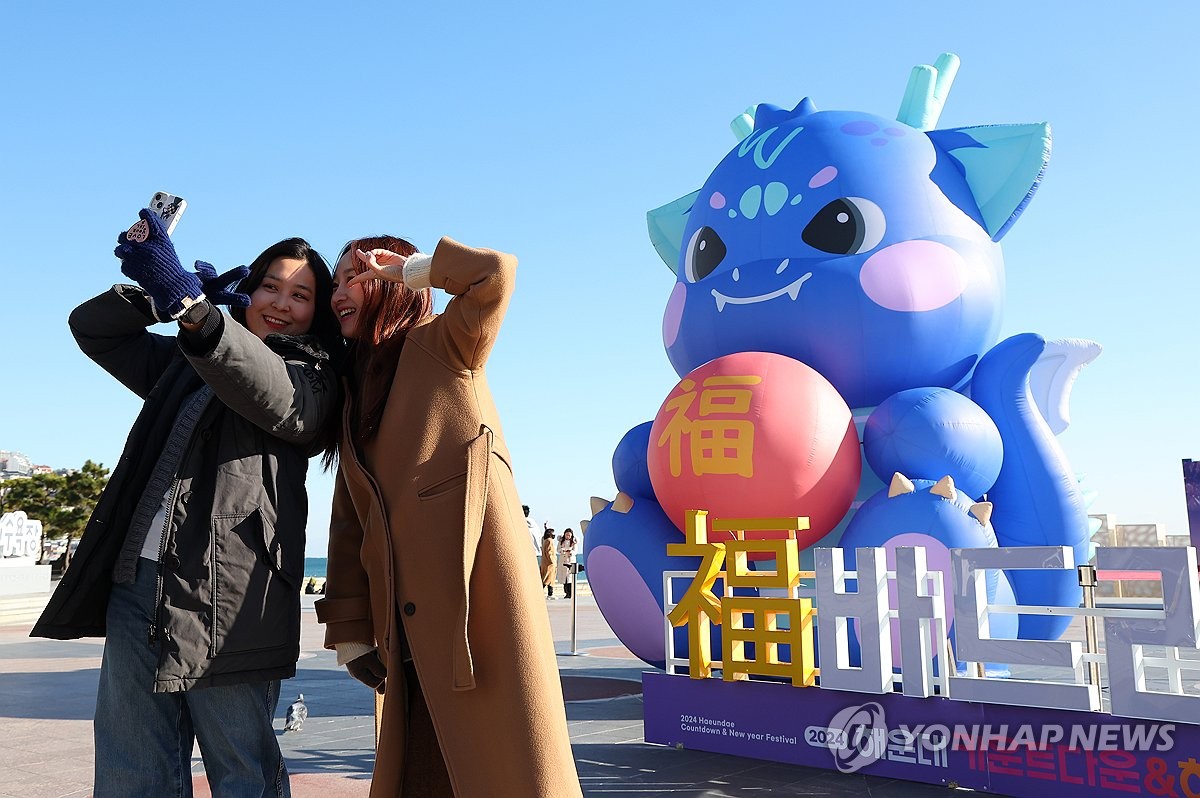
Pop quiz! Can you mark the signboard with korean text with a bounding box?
[643,510,1200,796]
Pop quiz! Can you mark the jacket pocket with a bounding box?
[416,470,468,501]
[489,434,514,476]
[211,508,299,656]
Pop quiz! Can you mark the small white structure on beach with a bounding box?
[0,511,50,595]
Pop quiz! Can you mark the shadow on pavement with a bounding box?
[282,749,377,778]
[0,639,105,659]
[0,668,100,719]
[574,741,955,796]
[0,667,376,722]
[281,669,376,719]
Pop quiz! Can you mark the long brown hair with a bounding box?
[339,235,434,447]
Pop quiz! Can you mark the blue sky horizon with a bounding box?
[2,3,1197,556]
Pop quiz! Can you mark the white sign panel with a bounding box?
[0,511,42,560]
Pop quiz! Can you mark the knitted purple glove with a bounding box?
[194,261,251,308]
[114,209,204,319]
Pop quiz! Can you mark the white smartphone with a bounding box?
[123,191,187,246]
[148,191,187,235]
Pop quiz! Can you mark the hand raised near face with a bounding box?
[348,248,409,287]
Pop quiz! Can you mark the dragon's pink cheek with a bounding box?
[663,282,686,348]
[858,241,968,312]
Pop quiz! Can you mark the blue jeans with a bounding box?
[94,558,290,797]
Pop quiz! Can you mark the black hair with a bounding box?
[230,237,345,466]
[231,238,343,351]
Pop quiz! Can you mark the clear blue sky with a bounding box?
[2,3,1197,557]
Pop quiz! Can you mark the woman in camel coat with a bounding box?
[315,236,581,797]
[540,528,557,599]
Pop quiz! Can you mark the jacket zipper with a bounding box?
[147,478,180,648]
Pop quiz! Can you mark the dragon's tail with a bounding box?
[971,333,1092,640]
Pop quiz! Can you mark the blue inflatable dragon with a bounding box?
[584,54,1100,668]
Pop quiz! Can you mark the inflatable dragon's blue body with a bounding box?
[585,54,1100,668]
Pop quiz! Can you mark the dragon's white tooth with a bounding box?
[712,290,727,312]
[930,476,957,500]
[969,501,994,527]
[787,272,813,299]
[776,258,790,274]
[889,473,916,497]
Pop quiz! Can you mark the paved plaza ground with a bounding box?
[0,580,959,797]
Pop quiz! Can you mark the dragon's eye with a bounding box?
[802,197,886,255]
[683,226,726,283]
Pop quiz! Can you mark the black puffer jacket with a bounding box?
[31,285,339,692]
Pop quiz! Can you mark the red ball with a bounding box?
[647,352,860,548]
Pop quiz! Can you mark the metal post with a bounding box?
[1078,564,1102,689]
[570,566,579,654]
[560,563,588,657]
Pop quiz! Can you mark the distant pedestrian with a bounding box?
[541,526,558,599]
[558,528,578,599]
[524,504,540,566]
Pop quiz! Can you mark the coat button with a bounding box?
[179,491,191,505]
[166,554,181,570]
[403,602,416,616]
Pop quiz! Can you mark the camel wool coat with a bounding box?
[315,238,581,797]
[540,537,557,587]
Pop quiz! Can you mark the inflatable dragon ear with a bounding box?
[646,190,699,273]
[899,51,1051,243]
[928,123,1052,241]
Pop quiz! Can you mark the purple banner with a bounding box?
[1184,459,1200,550]
[644,672,1200,796]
